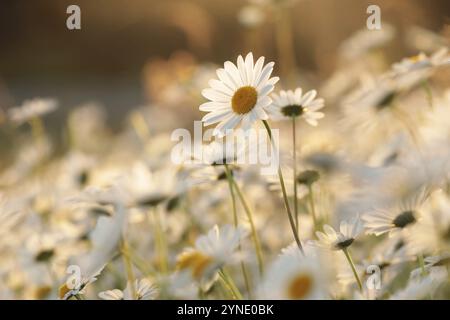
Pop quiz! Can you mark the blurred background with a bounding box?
[0,0,449,148]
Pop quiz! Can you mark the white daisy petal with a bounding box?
[202,109,232,125]
[224,61,243,87]
[237,55,248,85]
[202,88,229,102]
[299,90,317,105]
[245,53,254,85]
[199,101,229,112]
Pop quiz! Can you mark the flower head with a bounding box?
[200,53,279,137]
[8,98,58,124]
[268,88,325,125]
[363,189,428,237]
[310,215,363,250]
[259,244,328,299]
[176,225,247,282]
[99,279,158,300]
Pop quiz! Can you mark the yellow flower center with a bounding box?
[177,250,213,279]
[232,86,258,114]
[287,273,313,299]
[409,54,423,63]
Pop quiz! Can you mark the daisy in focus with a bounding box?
[200,52,279,137]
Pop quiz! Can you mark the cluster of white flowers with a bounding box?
[0,22,449,301]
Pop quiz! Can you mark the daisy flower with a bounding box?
[363,189,428,237]
[407,189,450,253]
[310,216,364,290]
[310,215,363,251]
[389,272,446,300]
[8,98,58,125]
[390,47,450,76]
[176,224,247,284]
[99,279,158,300]
[59,265,105,300]
[267,88,325,126]
[338,24,395,61]
[200,52,279,137]
[258,244,328,299]
[410,253,450,280]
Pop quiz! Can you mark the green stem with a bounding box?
[421,80,433,109]
[228,170,264,275]
[150,209,169,274]
[224,164,253,297]
[292,116,299,231]
[121,239,137,299]
[262,120,304,253]
[219,269,243,300]
[307,185,318,230]
[343,248,363,292]
[29,116,46,143]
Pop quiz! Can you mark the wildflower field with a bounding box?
[0,0,449,301]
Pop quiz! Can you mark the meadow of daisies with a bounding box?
[1,15,450,300]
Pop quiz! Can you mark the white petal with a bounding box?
[224,61,243,87]
[258,84,274,97]
[252,56,265,86]
[209,79,233,96]
[257,96,272,109]
[237,55,248,85]
[202,88,230,102]
[217,68,238,91]
[245,53,254,85]
[294,88,303,102]
[255,62,274,88]
[299,90,317,106]
[254,106,268,120]
[202,109,232,125]
[199,101,230,112]
[213,114,242,136]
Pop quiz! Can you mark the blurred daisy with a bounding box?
[363,190,427,237]
[410,253,450,280]
[99,279,158,300]
[185,139,248,185]
[407,189,450,253]
[258,245,327,299]
[200,52,279,137]
[268,88,325,126]
[390,47,450,76]
[59,265,104,300]
[310,215,363,251]
[176,225,247,284]
[310,216,364,290]
[339,24,395,61]
[390,272,446,300]
[8,98,58,125]
[0,195,24,236]
[68,186,127,276]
